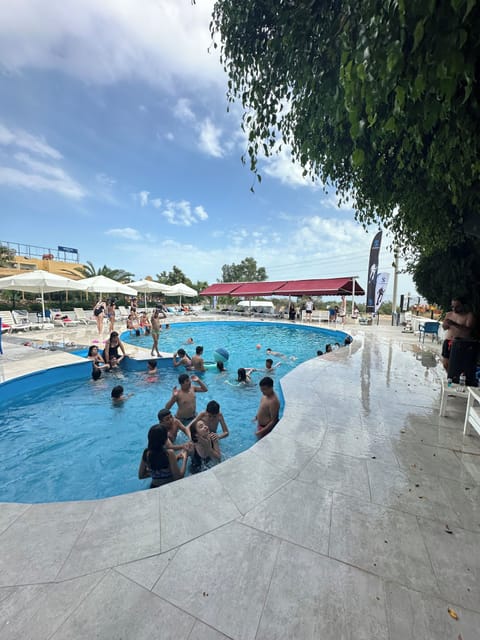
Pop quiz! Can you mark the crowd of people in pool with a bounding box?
[87,331,283,489]
[87,298,353,490]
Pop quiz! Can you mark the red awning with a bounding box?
[200,277,364,297]
[230,281,288,296]
[274,278,364,296]
[200,283,242,296]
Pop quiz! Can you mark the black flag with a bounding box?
[366,231,382,313]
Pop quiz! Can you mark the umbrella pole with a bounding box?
[41,290,46,322]
[144,291,147,312]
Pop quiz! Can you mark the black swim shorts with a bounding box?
[442,339,452,359]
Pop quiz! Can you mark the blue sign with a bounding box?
[58,246,78,254]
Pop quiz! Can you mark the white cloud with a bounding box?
[0,123,62,159]
[105,227,143,241]
[0,0,222,91]
[262,146,321,189]
[151,198,162,209]
[198,118,224,157]
[138,190,149,207]
[0,166,85,199]
[96,172,116,187]
[160,199,209,226]
[173,98,196,122]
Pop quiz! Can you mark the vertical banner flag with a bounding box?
[366,230,382,312]
[374,272,389,312]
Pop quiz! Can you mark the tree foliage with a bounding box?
[221,256,267,282]
[156,265,194,288]
[81,261,134,282]
[0,244,16,267]
[211,0,480,306]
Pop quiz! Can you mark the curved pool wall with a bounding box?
[0,359,91,403]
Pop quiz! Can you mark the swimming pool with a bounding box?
[0,321,347,503]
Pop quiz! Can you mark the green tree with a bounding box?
[156,266,194,288]
[81,261,134,282]
[221,256,267,282]
[211,1,480,306]
[0,244,16,267]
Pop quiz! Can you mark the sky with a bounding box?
[0,0,418,301]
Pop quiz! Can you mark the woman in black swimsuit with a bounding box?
[138,424,188,488]
[103,331,127,369]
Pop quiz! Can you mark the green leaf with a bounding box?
[412,20,424,52]
[352,148,365,167]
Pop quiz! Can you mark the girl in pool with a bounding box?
[189,420,221,473]
[138,424,188,488]
[87,345,107,367]
[237,367,256,383]
[103,331,127,369]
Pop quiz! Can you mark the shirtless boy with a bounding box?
[164,373,208,425]
[255,376,280,439]
[442,297,476,371]
[157,407,192,448]
[150,310,162,357]
[188,400,229,440]
[191,345,206,372]
[173,348,193,369]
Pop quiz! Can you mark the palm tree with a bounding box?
[81,262,134,282]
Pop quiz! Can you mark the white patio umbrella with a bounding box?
[0,269,85,320]
[76,275,137,298]
[130,280,174,310]
[165,283,198,307]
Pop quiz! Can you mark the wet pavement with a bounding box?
[0,319,479,639]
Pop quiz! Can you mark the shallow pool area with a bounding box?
[0,321,347,502]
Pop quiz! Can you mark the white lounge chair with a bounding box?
[51,311,80,328]
[74,307,96,325]
[2,310,33,332]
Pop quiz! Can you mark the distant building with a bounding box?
[0,241,85,280]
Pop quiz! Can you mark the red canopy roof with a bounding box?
[230,281,287,296]
[274,278,364,296]
[200,277,364,297]
[199,283,242,296]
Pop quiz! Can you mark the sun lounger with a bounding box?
[74,307,96,325]
[52,312,80,328]
[2,310,33,332]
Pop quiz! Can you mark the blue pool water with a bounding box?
[0,321,347,503]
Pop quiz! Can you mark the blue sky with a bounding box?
[0,0,417,299]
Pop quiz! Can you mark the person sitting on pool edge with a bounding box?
[138,423,189,488]
[164,373,208,425]
[103,331,127,369]
[255,376,280,439]
[187,400,229,440]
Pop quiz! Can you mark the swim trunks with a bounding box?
[442,339,453,359]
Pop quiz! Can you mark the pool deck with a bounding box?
[1,316,480,639]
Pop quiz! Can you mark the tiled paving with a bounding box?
[1,318,480,639]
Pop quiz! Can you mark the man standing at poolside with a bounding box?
[255,376,280,439]
[164,373,208,425]
[441,297,476,371]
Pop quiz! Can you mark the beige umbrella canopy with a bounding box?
[130,280,173,310]
[76,275,137,297]
[0,269,85,320]
[165,283,197,306]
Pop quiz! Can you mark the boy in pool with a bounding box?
[191,345,206,372]
[187,400,229,440]
[111,385,133,404]
[164,373,208,425]
[173,348,193,369]
[255,377,280,439]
